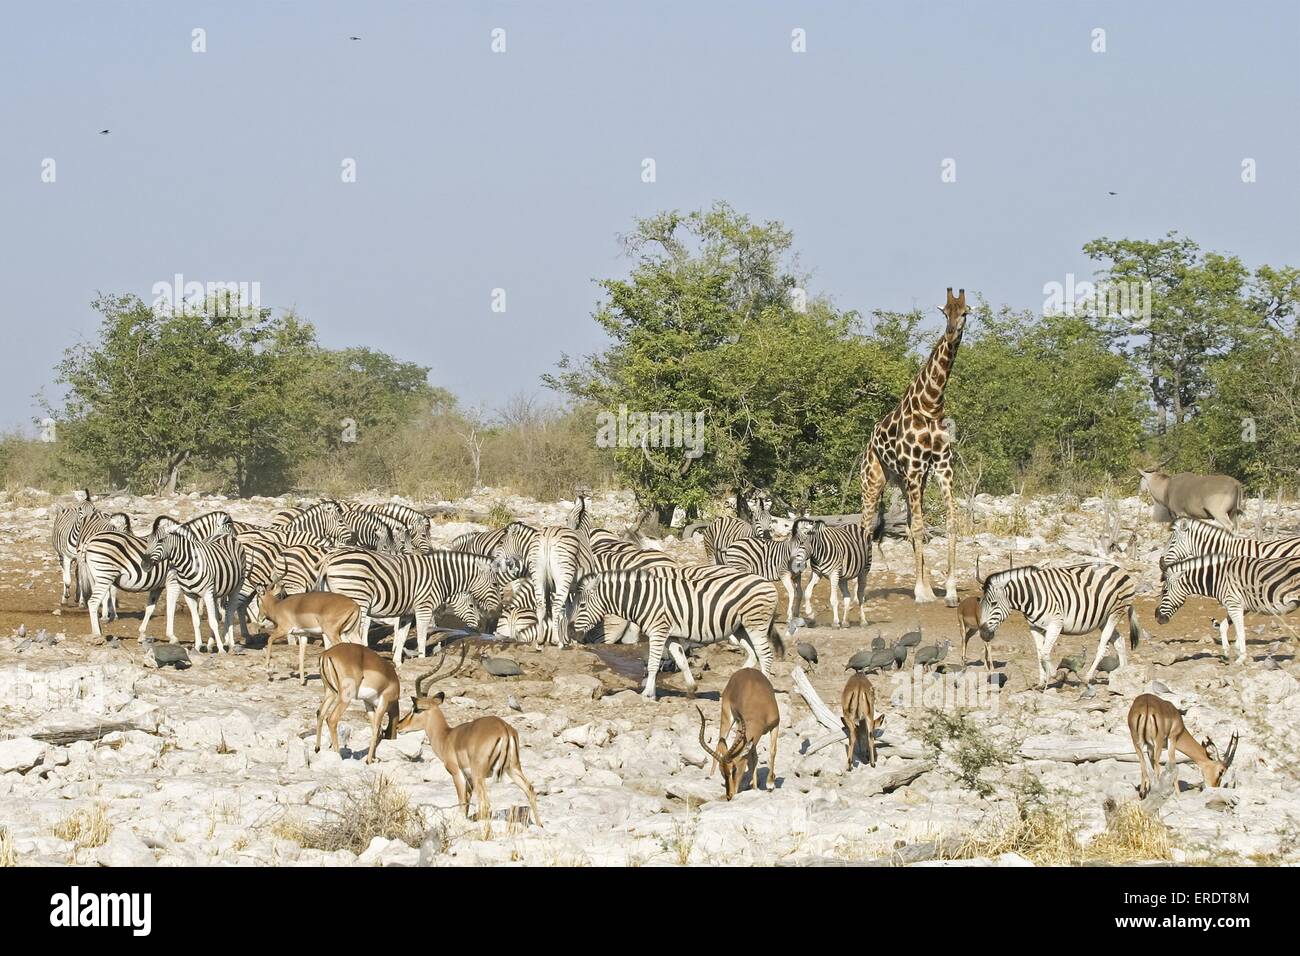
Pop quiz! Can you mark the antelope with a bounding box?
[1139,469,1243,533]
[259,578,364,684]
[395,645,542,826]
[697,667,780,799]
[841,673,884,769]
[1127,693,1239,799]
[957,595,989,669]
[314,643,401,764]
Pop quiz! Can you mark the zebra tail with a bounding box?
[767,623,787,659]
[1129,607,1142,650]
[75,545,91,605]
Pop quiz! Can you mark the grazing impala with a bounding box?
[956,594,989,669]
[314,643,401,764]
[259,578,364,684]
[395,644,542,826]
[1127,693,1239,798]
[841,673,884,769]
[697,667,780,799]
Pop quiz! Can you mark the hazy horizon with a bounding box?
[2,0,1297,434]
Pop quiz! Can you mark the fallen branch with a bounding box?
[791,666,843,734]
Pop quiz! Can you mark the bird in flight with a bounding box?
[98,129,110,135]
[1107,191,1118,196]
[348,35,361,41]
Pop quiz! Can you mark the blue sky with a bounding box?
[2,1,1297,432]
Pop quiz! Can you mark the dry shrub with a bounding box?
[952,802,1082,866]
[52,803,111,849]
[272,776,427,855]
[0,827,17,867]
[1085,802,1173,862]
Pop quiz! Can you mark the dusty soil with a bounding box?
[0,488,1297,866]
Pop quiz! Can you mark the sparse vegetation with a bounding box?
[52,803,111,850]
[920,710,1015,797]
[0,826,17,867]
[271,776,427,856]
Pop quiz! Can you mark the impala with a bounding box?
[395,644,542,826]
[314,643,401,764]
[1127,693,1239,798]
[841,673,884,769]
[260,578,364,684]
[697,667,780,799]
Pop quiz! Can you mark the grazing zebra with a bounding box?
[1157,554,1300,664]
[75,529,167,638]
[524,527,596,647]
[566,565,781,699]
[978,563,1142,686]
[498,573,539,642]
[143,525,245,652]
[1160,517,1300,569]
[318,548,499,665]
[791,518,872,628]
[583,537,677,645]
[722,536,808,623]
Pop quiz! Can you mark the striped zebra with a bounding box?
[566,565,781,700]
[978,562,1142,686]
[51,492,131,604]
[1157,554,1300,664]
[341,501,432,551]
[143,522,246,652]
[75,529,167,638]
[566,492,631,552]
[270,501,353,546]
[791,518,872,628]
[272,543,331,595]
[583,536,677,645]
[684,491,774,564]
[318,548,499,665]
[1160,517,1300,569]
[722,536,808,624]
[524,527,596,647]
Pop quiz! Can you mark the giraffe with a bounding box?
[860,287,970,606]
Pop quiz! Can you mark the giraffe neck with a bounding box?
[901,330,961,419]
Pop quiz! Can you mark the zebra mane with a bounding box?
[983,565,1040,587]
[1175,517,1234,539]
[1163,553,1228,575]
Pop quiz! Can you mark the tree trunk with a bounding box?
[163,451,190,496]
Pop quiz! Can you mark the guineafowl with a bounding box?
[796,642,819,666]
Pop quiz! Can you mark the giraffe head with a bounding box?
[942,288,970,338]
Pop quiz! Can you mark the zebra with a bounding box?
[687,498,775,564]
[722,536,808,624]
[336,507,411,554]
[566,492,631,551]
[318,548,499,665]
[1157,554,1300,665]
[271,543,332,595]
[75,529,167,638]
[566,565,781,700]
[143,524,246,652]
[791,518,872,628]
[580,536,678,645]
[51,491,131,604]
[1160,517,1300,569]
[270,501,353,547]
[524,527,596,647]
[232,527,338,639]
[351,501,432,550]
[977,562,1142,686]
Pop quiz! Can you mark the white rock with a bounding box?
[0,736,46,773]
[97,827,157,867]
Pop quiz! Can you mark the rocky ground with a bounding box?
[0,486,1297,867]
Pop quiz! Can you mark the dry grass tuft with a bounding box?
[271,775,427,855]
[1086,802,1174,862]
[951,803,1082,865]
[0,827,18,867]
[52,803,111,850]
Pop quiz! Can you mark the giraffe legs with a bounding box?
[934,449,958,607]
[905,473,936,603]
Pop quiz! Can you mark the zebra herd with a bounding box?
[50,488,1300,698]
